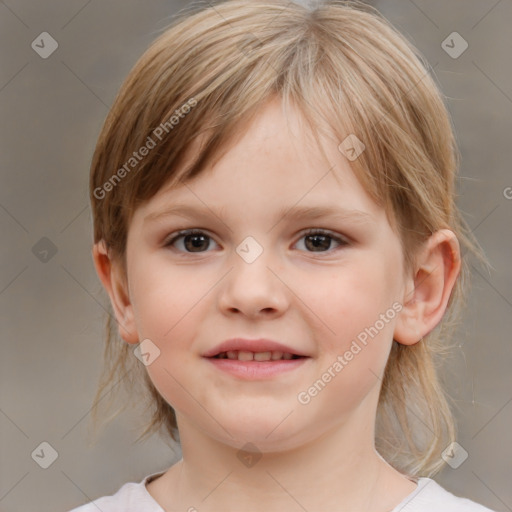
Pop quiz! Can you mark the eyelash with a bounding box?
[163,228,349,255]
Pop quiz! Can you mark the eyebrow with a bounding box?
[144,203,374,228]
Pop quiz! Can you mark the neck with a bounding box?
[152,405,415,512]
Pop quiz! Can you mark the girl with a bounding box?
[70,0,496,510]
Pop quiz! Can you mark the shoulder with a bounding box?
[394,477,498,512]
[67,472,165,512]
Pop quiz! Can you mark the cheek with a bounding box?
[295,262,398,418]
[130,262,212,343]
[129,264,213,412]
[301,256,399,354]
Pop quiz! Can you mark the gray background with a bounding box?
[0,1,511,511]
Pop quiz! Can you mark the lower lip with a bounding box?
[204,357,310,379]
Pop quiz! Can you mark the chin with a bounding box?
[210,408,310,452]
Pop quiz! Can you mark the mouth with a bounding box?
[210,350,306,361]
[204,348,310,380]
[202,338,310,359]
[202,339,311,379]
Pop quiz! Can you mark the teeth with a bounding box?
[238,351,254,361]
[216,351,298,361]
[254,351,272,361]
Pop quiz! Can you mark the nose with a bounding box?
[217,241,289,319]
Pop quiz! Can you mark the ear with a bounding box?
[394,229,461,345]
[92,240,139,344]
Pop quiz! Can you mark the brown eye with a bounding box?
[164,228,349,255]
[165,229,217,253]
[296,229,348,253]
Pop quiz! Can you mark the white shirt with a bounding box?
[68,471,498,511]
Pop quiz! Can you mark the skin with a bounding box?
[93,97,461,512]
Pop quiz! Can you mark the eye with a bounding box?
[164,229,218,253]
[295,228,349,253]
[164,228,348,254]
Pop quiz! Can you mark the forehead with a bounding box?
[133,98,387,229]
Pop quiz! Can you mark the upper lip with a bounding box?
[203,338,310,358]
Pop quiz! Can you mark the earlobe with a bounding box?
[394,229,461,346]
[92,240,139,344]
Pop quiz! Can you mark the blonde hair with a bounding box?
[88,0,486,477]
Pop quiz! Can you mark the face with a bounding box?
[122,97,408,451]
